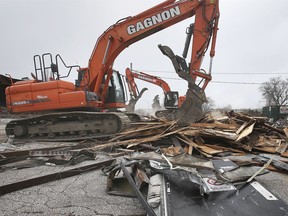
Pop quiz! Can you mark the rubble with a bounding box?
[0,111,288,215]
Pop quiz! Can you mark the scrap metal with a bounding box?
[0,158,114,196]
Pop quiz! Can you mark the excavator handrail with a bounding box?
[56,54,81,80]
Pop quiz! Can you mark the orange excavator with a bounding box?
[5,0,220,140]
[125,67,186,116]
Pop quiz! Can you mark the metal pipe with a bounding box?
[208,57,213,74]
[0,159,114,196]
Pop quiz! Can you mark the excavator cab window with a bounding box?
[105,71,125,104]
[164,91,179,109]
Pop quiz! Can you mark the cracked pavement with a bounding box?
[0,158,145,216]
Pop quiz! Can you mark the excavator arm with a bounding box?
[80,0,219,108]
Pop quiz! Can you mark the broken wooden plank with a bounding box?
[199,129,238,141]
[190,122,238,130]
[253,146,277,154]
[110,123,171,142]
[276,141,288,154]
[205,144,245,155]
[236,122,255,142]
[176,134,223,157]
[284,128,288,137]
[281,151,288,158]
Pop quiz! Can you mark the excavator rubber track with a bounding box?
[5,111,130,142]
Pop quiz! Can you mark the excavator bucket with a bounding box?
[126,87,148,112]
[176,85,205,125]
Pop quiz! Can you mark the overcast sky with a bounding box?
[1,0,288,110]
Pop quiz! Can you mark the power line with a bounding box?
[211,73,286,75]
[133,69,286,85]
[153,76,263,85]
[135,69,287,75]
[132,68,285,85]
[211,81,262,85]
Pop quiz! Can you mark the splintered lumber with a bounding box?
[197,129,238,141]
[236,122,255,142]
[205,144,245,154]
[84,111,287,158]
[177,134,224,156]
[126,127,186,148]
[281,152,288,158]
[84,125,186,151]
[189,122,238,130]
[110,122,172,141]
[50,112,284,160]
[284,128,288,138]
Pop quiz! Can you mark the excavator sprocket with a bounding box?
[5,111,130,142]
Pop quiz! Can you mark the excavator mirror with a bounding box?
[164,91,179,109]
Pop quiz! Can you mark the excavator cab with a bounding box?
[164,91,179,109]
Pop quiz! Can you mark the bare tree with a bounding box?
[203,97,215,114]
[259,77,288,106]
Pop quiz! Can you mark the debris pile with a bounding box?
[98,111,288,215]
[0,111,288,215]
[87,110,288,160]
[1,110,288,174]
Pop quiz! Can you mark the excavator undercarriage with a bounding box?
[5,111,130,142]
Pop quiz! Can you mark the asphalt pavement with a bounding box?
[0,155,146,216]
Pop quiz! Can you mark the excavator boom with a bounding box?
[125,68,171,95]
